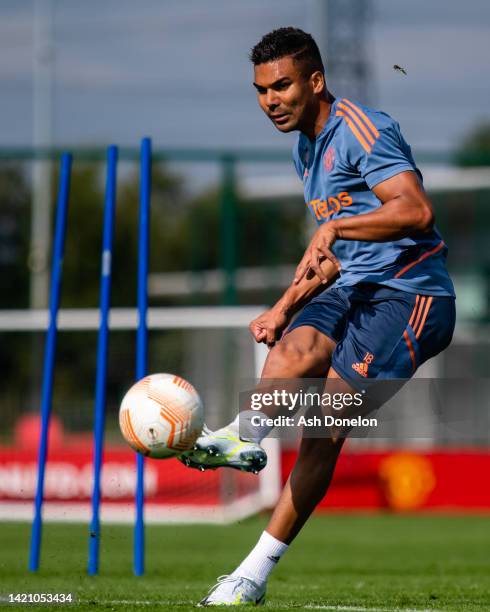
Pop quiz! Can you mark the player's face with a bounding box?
[253,57,323,133]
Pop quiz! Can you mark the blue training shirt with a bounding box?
[292,98,455,296]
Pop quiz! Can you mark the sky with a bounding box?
[1,0,489,156]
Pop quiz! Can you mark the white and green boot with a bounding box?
[199,575,266,606]
[178,424,267,474]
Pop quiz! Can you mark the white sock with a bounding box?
[231,530,288,586]
[231,410,274,444]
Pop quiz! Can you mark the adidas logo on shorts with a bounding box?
[352,352,374,378]
[352,362,368,377]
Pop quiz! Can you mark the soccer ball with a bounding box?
[119,373,204,459]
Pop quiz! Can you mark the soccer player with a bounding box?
[181,27,455,606]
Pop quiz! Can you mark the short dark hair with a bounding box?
[250,27,324,76]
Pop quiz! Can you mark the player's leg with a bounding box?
[180,325,338,472]
[200,288,456,605]
[265,368,351,543]
[197,330,339,606]
[199,367,353,606]
[261,324,335,378]
[264,289,457,547]
[181,289,349,474]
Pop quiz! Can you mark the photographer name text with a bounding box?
[250,414,377,428]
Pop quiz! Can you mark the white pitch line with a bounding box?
[306,606,444,612]
[83,599,176,606]
[84,603,444,612]
[81,599,181,606]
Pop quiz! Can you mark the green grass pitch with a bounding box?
[0,515,489,611]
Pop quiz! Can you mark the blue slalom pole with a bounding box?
[88,145,118,576]
[134,137,151,576]
[29,153,72,572]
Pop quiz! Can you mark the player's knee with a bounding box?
[267,327,334,377]
[267,338,315,376]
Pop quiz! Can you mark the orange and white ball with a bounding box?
[119,373,204,459]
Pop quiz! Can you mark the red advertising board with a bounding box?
[0,444,489,520]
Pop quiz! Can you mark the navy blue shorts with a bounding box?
[286,283,455,391]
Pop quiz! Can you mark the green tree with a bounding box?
[0,159,191,435]
[61,161,186,308]
[455,123,490,166]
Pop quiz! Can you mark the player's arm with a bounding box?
[249,258,338,346]
[333,171,434,241]
[294,171,435,283]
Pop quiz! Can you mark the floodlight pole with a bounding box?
[30,0,54,309]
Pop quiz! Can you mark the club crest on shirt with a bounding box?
[323,146,335,173]
[303,149,310,179]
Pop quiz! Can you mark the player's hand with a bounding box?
[294,223,341,284]
[249,307,290,347]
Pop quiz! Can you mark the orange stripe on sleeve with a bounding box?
[336,111,372,153]
[415,296,433,339]
[403,330,417,373]
[394,241,445,279]
[343,99,380,139]
[338,102,376,146]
